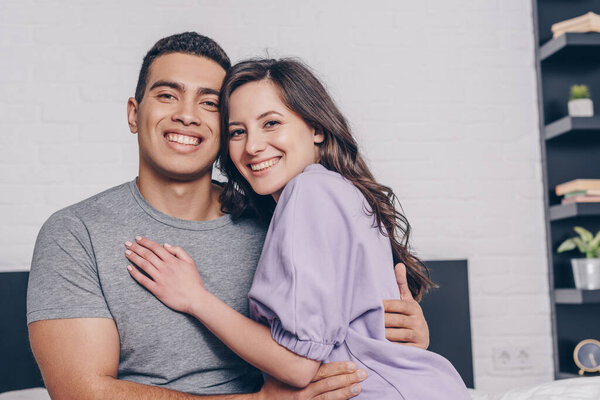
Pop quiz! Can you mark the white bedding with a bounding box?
[1,378,599,400]
[469,377,600,400]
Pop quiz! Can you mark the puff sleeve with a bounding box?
[248,170,363,361]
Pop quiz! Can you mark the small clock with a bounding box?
[574,339,600,376]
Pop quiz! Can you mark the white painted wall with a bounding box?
[0,0,552,391]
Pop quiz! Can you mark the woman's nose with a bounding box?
[245,132,267,154]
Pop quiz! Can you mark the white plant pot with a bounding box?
[571,258,600,290]
[568,98,594,117]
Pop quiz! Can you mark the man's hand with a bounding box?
[383,263,430,349]
[257,362,366,400]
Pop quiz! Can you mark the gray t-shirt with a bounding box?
[27,179,266,395]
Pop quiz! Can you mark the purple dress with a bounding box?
[248,164,470,399]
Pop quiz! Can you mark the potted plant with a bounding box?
[568,84,594,117]
[557,226,600,290]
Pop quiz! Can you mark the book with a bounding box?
[556,179,600,196]
[563,189,600,198]
[562,195,600,205]
[552,12,600,38]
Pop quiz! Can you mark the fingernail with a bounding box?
[164,243,172,247]
[357,369,367,379]
[346,362,356,372]
[350,384,361,394]
[127,265,132,271]
[125,250,132,255]
[135,236,142,241]
[125,241,132,247]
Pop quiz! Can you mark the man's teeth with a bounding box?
[165,133,200,146]
[251,159,278,171]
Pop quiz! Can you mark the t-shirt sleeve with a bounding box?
[27,211,112,324]
[248,173,360,361]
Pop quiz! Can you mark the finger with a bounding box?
[394,263,414,301]
[385,328,416,343]
[127,264,157,292]
[135,236,172,261]
[313,384,361,400]
[308,371,366,400]
[163,243,194,263]
[125,249,158,276]
[384,313,410,328]
[382,299,416,315]
[313,362,356,381]
[126,240,163,268]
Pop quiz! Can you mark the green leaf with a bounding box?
[574,226,593,243]
[590,230,600,251]
[557,239,576,253]
[573,237,589,253]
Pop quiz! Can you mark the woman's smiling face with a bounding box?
[227,80,324,202]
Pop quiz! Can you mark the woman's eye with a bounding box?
[229,129,245,137]
[264,120,280,128]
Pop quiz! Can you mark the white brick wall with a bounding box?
[0,0,552,391]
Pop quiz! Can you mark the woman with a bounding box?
[125,58,469,398]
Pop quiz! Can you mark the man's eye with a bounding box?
[158,93,175,100]
[202,101,218,108]
[264,120,280,128]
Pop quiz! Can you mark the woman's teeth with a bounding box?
[251,158,278,171]
[165,133,200,146]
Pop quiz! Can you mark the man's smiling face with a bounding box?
[128,52,226,182]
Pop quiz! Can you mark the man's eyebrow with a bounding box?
[149,80,184,92]
[148,81,220,97]
[229,111,283,127]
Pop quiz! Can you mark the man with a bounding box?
[27,32,429,399]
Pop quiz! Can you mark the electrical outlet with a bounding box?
[493,346,534,371]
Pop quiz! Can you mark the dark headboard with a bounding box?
[421,260,474,388]
[0,271,43,393]
[0,261,473,392]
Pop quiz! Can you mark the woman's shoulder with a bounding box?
[280,164,364,212]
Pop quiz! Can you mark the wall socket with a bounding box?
[493,346,534,370]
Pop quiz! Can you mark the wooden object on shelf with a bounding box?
[552,12,600,38]
[556,179,600,196]
[562,195,600,205]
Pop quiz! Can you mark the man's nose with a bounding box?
[172,100,201,126]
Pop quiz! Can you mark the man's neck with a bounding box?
[137,168,223,222]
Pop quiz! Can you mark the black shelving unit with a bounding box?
[532,0,600,380]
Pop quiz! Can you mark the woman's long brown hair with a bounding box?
[218,58,434,300]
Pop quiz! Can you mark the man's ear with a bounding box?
[313,126,325,144]
[127,97,139,134]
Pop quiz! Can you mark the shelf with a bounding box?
[545,116,600,141]
[540,33,600,62]
[556,371,579,380]
[549,202,600,221]
[555,289,600,304]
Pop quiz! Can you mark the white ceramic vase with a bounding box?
[568,98,594,117]
[571,258,600,290]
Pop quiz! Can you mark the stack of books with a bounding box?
[556,179,600,205]
[551,12,600,38]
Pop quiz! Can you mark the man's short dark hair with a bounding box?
[134,32,231,103]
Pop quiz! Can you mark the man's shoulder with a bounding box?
[43,181,133,231]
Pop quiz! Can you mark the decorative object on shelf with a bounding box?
[556,179,600,205]
[552,12,600,38]
[558,226,600,290]
[568,85,594,117]
[574,339,600,376]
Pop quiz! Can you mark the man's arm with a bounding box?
[30,318,365,400]
[383,263,430,349]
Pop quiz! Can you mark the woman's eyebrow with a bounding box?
[256,111,283,120]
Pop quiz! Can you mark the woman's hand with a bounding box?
[125,236,206,314]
